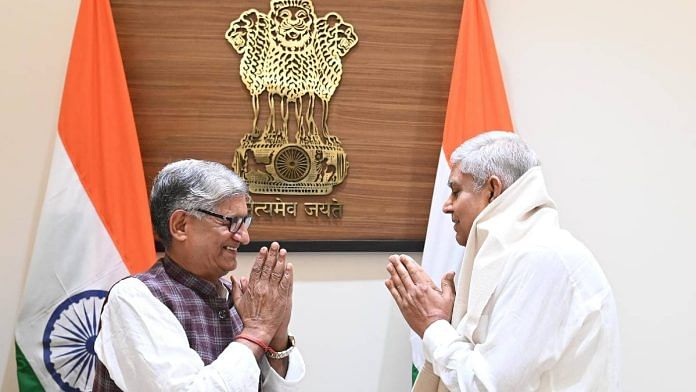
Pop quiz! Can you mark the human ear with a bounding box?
[169,210,189,242]
[486,176,503,202]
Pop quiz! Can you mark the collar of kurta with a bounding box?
[451,166,559,330]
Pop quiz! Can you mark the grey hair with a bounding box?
[150,159,248,248]
[451,131,540,191]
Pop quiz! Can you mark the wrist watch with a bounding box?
[266,335,296,359]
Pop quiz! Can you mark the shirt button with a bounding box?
[218,310,228,319]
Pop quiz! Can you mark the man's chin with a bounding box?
[219,256,237,273]
[225,260,237,272]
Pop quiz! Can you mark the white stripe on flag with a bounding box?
[15,137,129,390]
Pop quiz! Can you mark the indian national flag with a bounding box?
[411,0,514,381]
[14,0,156,390]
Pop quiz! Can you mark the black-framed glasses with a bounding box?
[195,208,252,234]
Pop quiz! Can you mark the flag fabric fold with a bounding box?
[15,0,155,390]
[412,0,514,379]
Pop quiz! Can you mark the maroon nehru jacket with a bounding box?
[93,256,245,391]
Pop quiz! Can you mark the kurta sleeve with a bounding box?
[260,349,305,391]
[94,277,304,391]
[422,247,588,391]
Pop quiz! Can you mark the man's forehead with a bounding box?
[217,195,248,213]
[448,169,473,187]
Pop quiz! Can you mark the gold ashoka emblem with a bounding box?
[274,145,311,182]
[227,0,357,195]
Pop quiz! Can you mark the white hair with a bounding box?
[150,159,248,248]
[451,131,540,191]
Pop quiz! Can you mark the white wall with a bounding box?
[488,0,696,390]
[0,0,80,390]
[2,0,696,391]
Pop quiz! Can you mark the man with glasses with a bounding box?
[93,159,304,391]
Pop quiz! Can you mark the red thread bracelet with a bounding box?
[234,334,278,355]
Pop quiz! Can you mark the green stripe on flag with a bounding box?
[15,343,45,391]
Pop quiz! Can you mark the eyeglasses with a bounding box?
[195,208,252,234]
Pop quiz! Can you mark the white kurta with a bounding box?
[414,167,620,391]
[94,278,305,391]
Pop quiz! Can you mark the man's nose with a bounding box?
[233,227,251,245]
[442,198,453,214]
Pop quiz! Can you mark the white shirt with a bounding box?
[94,277,305,391]
[414,168,620,391]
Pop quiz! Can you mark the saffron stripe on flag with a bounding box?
[15,0,155,390]
[58,0,154,273]
[412,0,514,381]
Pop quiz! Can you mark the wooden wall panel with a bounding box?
[111,0,461,241]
